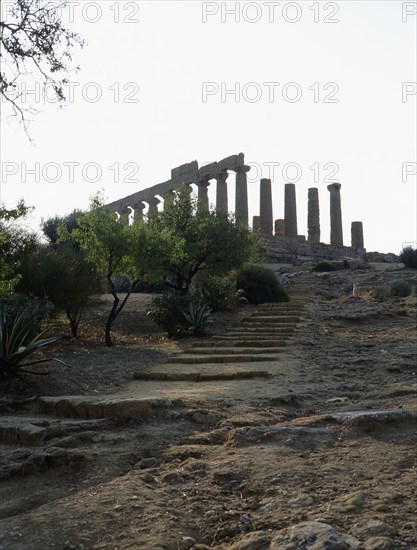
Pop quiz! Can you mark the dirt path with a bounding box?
[1,271,416,549]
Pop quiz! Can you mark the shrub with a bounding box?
[17,244,102,337]
[399,246,417,269]
[236,265,289,305]
[0,304,64,378]
[147,291,192,337]
[312,260,335,272]
[390,279,412,297]
[196,275,236,311]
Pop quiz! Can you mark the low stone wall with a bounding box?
[268,236,364,263]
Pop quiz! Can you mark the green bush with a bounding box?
[17,244,101,337]
[196,275,236,311]
[399,246,417,269]
[147,291,192,337]
[390,279,412,297]
[236,265,289,305]
[312,260,335,272]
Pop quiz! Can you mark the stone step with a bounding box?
[227,328,295,335]
[168,354,280,364]
[184,347,284,355]
[207,338,287,347]
[133,370,271,382]
[37,396,173,420]
[254,307,304,313]
[244,315,301,323]
[237,322,297,328]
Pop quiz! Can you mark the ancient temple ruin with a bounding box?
[106,152,365,261]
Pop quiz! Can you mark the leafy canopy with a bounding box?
[134,187,255,292]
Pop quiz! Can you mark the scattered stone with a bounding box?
[230,530,270,549]
[191,412,220,425]
[270,521,360,549]
[331,409,417,427]
[364,537,394,550]
[178,536,196,550]
[229,426,338,450]
[328,491,368,513]
[350,519,396,538]
[289,495,315,507]
[385,263,405,271]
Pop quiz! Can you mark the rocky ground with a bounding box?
[0,266,416,550]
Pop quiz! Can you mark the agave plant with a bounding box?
[182,301,214,336]
[0,304,65,377]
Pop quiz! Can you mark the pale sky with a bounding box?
[1,0,416,254]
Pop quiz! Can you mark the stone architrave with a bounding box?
[252,215,261,232]
[260,178,273,235]
[284,183,298,238]
[215,170,229,213]
[327,183,343,245]
[307,187,320,243]
[351,221,364,249]
[197,178,210,210]
[233,165,250,226]
[274,219,285,237]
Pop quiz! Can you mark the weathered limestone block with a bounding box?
[284,183,298,238]
[234,165,251,226]
[197,178,210,210]
[260,178,273,235]
[327,182,343,245]
[171,160,198,179]
[215,170,229,213]
[275,219,285,237]
[307,187,320,243]
[351,221,364,249]
[352,282,391,298]
[147,196,161,213]
[132,201,146,221]
[198,162,218,180]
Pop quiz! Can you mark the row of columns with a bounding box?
[121,164,252,226]
[118,171,364,250]
[256,180,364,249]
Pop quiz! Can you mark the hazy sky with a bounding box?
[1,0,416,253]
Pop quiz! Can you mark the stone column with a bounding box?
[118,207,130,225]
[274,219,285,237]
[132,201,146,222]
[307,187,320,243]
[234,165,250,226]
[351,221,364,249]
[327,183,343,245]
[260,178,273,235]
[197,178,210,210]
[147,196,161,214]
[215,170,228,213]
[284,183,298,238]
[252,215,261,232]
